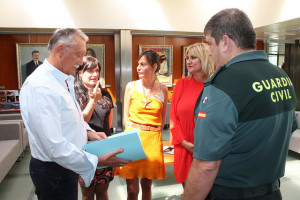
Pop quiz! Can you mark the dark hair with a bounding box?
[74,56,112,110]
[32,50,39,55]
[86,48,97,58]
[204,8,256,50]
[48,28,88,52]
[138,49,166,73]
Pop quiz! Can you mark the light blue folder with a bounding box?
[84,128,147,169]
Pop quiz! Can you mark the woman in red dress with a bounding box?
[170,43,215,187]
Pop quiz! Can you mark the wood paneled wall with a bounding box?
[0,33,115,101]
[0,34,44,90]
[0,32,264,102]
[256,40,264,50]
[132,35,265,92]
[88,35,115,102]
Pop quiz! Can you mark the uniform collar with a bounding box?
[205,50,267,86]
[225,50,267,68]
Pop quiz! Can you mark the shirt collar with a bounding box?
[43,59,75,84]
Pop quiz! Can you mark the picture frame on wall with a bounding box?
[16,43,49,89]
[86,44,105,88]
[16,43,106,89]
[182,45,189,78]
[139,45,173,87]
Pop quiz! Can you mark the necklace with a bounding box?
[142,80,155,108]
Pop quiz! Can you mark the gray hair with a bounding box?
[48,28,89,52]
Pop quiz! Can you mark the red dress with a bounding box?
[170,77,204,183]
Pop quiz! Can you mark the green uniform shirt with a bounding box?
[193,50,298,188]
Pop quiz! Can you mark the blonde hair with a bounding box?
[185,43,215,80]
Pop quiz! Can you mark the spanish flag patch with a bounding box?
[198,112,206,119]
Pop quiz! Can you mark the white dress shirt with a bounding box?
[20,59,98,187]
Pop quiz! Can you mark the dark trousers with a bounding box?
[30,157,78,200]
[210,180,282,200]
[211,189,282,200]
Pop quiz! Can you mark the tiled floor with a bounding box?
[0,129,300,200]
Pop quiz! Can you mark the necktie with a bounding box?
[65,80,70,92]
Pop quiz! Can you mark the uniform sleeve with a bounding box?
[170,79,186,145]
[193,85,238,161]
[292,111,299,132]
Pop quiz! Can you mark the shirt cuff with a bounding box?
[84,121,95,132]
[81,152,98,187]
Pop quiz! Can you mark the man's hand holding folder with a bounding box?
[85,128,147,169]
[97,148,132,167]
[87,131,132,168]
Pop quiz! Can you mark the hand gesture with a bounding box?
[89,80,102,102]
[98,148,132,167]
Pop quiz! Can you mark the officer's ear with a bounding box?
[221,35,232,53]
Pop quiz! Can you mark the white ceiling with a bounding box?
[255,17,300,44]
[1,1,300,55]
[255,17,300,55]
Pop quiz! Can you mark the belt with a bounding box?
[127,121,161,132]
[30,157,72,173]
[211,179,280,199]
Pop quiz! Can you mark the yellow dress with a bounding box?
[115,81,166,180]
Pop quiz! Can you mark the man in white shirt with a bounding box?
[20,28,130,200]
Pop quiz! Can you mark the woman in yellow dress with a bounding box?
[115,49,168,200]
